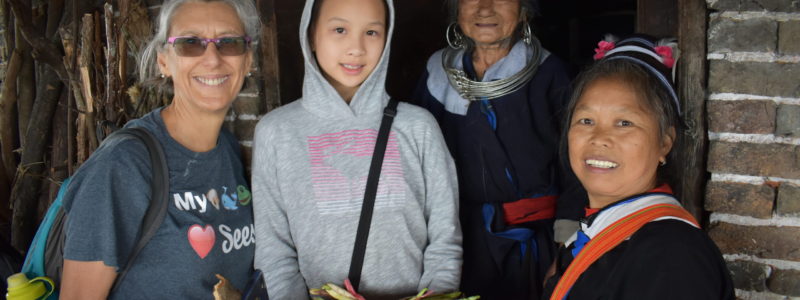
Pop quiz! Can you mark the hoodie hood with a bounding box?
[299,0,395,120]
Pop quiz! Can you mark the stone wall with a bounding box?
[705,0,800,299]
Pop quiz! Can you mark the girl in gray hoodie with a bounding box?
[251,0,462,299]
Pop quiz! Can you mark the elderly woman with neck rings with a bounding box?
[413,0,585,299]
[59,0,259,299]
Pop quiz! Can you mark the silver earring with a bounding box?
[659,159,667,166]
[247,72,252,77]
[521,19,532,45]
[446,22,465,49]
[160,74,166,79]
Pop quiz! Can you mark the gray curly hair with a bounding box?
[137,0,261,86]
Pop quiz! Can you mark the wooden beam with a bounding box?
[637,0,678,37]
[257,0,281,112]
[676,0,708,223]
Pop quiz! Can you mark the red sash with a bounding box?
[502,195,557,225]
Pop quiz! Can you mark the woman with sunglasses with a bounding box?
[59,0,259,299]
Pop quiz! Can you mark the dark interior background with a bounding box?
[274,0,641,104]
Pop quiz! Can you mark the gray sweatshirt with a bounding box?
[251,0,462,299]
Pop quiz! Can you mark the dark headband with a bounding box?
[593,36,681,115]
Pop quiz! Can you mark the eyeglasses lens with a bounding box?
[173,37,248,57]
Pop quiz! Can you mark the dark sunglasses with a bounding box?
[166,36,252,57]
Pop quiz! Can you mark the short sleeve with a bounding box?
[62,136,153,270]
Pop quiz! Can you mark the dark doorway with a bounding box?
[275,0,674,104]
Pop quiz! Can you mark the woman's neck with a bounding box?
[160,104,225,152]
[471,40,513,80]
[587,183,661,209]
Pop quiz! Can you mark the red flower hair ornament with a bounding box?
[592,37,677,69]
[593,41,615,61]
[654,45,675,68]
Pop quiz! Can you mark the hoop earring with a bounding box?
[521,19,532,45]
[446,22,465,49]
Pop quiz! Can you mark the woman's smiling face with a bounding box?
[157,1,252,114]
[457,0,520,47]
[568,77,674,208]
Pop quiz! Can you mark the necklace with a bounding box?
[442,37,543,101]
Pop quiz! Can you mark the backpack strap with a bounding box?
[107,127,170,292]
[347,98,400,292]
[549,203,699,300]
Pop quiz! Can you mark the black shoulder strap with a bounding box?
[348,98,400,292]
[106,127,170,292]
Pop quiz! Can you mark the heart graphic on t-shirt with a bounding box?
[187,224,215,259]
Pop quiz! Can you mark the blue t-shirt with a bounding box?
[63,108,255,299]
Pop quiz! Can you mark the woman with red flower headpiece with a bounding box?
[542,35,734,300]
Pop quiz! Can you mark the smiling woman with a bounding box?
[567,76,673,208]
[57,1,261,299]
[542,35,734,300]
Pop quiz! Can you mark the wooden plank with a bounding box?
[676,0,708,223]
[258,0,281,112]
[637,0,678,37]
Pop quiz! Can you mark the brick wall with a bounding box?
[705,1,800,299]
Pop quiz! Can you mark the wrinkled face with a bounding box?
[157,2,252,114]
[312,0,387,102]
[568,77,674,208]
[458,0,520,46]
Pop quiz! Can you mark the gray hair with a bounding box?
[137,0,261,86]
[446,0,536,49]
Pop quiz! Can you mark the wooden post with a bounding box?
[78,13,96,164]
[11,67,63,251]
[257,0,281,111]
[0,50,21,181]
[676,0,708,223]
[104,3,119,123]
[637,0,678,37]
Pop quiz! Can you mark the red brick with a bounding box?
[708,142,800,179]
[705,181,775,218]
[708,100,776,134]
[709,222,800,262]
